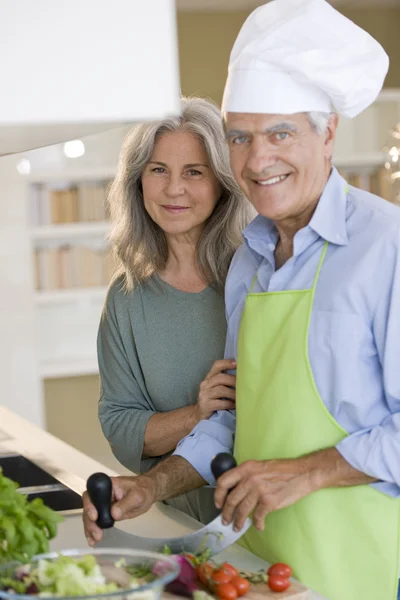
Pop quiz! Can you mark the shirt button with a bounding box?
[268,243,275,250]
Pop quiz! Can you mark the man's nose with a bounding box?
[245,137,277,176]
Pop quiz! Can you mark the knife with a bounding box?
[86,453,252,555]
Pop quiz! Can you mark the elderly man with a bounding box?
[83,1,400,599]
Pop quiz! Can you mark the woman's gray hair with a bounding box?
[307,111,336,135]
[107,96,254,293]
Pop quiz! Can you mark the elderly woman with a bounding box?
[97,97,252,525]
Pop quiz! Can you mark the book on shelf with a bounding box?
[29,180,111,226]
[33,245,118,291]
[50,188,79,224]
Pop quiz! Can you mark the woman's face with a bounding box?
[141,130,222,240]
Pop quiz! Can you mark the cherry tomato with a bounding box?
[231,576,250,596]
[215,582,238,600]
[267,563,293,579]
[220,563,239,579]
[196,562,214,585]
[211,568,234,585]
[268,575,291,593]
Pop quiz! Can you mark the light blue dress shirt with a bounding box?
[174,167,400,497]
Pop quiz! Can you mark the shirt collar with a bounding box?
[309,167,349,246]
[243,167,349,256]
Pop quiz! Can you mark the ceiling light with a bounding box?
[63,140,85,158]
[16,158,31,175]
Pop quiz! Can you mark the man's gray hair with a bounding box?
[307,112,336,135]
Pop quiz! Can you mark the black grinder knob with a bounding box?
[210,452,237,480]
[86,472,115,529]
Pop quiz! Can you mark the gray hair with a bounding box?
[307,111,336,135]
[107,97,254,293]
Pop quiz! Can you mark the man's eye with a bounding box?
[274,132,289,141]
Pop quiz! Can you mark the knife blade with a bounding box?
[87,453,252,556]
[96,514,251,555]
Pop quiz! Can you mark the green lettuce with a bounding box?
[0,467,63,564]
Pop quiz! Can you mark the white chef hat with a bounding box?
[222,0,389,118]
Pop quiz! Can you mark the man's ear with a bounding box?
[325,113,339,159]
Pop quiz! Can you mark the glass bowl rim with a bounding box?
[0,547,180,600]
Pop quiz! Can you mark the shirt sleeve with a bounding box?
[336,226,400,494]
[173,410,236,485]
[97,282,157,475]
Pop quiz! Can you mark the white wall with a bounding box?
[0,154,44,427]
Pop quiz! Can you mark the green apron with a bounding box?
[234,240,400,600]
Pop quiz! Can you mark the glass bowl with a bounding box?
[0,548,180,600]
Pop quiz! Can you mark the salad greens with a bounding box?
[0,468,63,564]
[124,563,156,582]
[0,555,120,597]
[0,550,219,599]
[0,554,176,598]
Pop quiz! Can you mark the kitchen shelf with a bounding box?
[34,286,107,305]
[30,221,110,242]
[39,357,99,379]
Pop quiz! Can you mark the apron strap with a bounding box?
[310,182,349,294]
[249,274,258,293]
[311,241,329,293]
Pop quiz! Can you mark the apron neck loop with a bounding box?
[249,273,258,293]
[311,241,329,294]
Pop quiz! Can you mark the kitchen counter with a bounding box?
[0,406,326,599]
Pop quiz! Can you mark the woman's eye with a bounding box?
[187,169,202,176]
[151,167,166,173]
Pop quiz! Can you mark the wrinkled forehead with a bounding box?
[223,112,309,135]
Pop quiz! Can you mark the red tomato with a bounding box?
[196,562,214,585]
[268,575,291,593]
[231,576,250,596]
[215,583,238,600]
[267,563,293,579]
[220,563,239,579]
[211,569,234,585]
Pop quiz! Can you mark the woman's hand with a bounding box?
[195,359,236,421]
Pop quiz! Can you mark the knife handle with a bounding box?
[86,472,115,529]
[210,452,237,480]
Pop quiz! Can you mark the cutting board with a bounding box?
[164,579,310,599]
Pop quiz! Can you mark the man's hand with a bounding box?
[214,457,314,532]
[83,474,156,546]
[214,448,377,532]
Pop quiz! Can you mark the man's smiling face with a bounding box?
[224,112,337,224]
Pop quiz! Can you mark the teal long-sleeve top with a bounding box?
[97,274,227,524]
